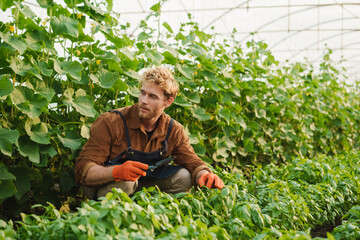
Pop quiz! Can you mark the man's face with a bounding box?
[138,83,172,121]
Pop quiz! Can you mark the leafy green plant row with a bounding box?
[1,0,359,217]
[332,205,360,239]
[0,151,359,239]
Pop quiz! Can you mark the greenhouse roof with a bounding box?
[112,0,360,84]
[2,0,360,84]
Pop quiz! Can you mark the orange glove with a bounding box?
[112,161,149,182]
[198,172,224,190]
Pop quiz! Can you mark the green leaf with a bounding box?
[26,79,55,101]
[174,95,192,107]
[244,138,254,153]
[255,108,269,121]
[0,127,20,157]
[0,181,16,203]
[84,0,106,15]
[36,61,53,76]
[36,0,54,8]
[26,30,55,53]
[59,171,76,192]
[218,108,231,124]
[163,22,173,33]
[138,32,151,41]
[150,3,161,13]
[145,49,164,65]
[0,32,27,54]
[0,163,16,181]
[14,1,37,19]
[11,167,31,200]
[186,92,200,104]
[50,15,79,38]
[193,144,206,156]
[0,75,14,97]
[193,107,211,121]
[57,132,82,149]
[16,137,40,164]
[189,44,206,57]
[61,61,83,80]
[0,0,13,11]
[10,86,48,118]
[98,69,118,88]
[67,94,97,117]
[10,56,41,79]
[236,116,247,129]
[157,40,178,56]
[176,64,192,79]
[112,79,128,91]
[25,118,50,144]
[251,205,264,229]
[40,145,57,158]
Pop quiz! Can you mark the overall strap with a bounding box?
[110,110,132,149]
[161,118,174,155]
[105,110,133,165]
[165,118,174,142]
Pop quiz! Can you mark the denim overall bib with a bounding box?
[105,110,182,179]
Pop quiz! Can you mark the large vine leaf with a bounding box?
[218,108,231,124]
[26,79,55,101]
[0,75,14,97]
[0,32,27,55]
[36,0,54,8]
[63,88,97,117]
[0,163,16,181]
[10,86,48,118]
[16,136,40,164]
[50,15,79,38]
[57,131,82,149]
[0,181,16,203]
[60,61,83,80]
[0,127,20,157]
[174,95,192,107]
[25,118,50,144]
[98,69,118,88]
[0,0,13,11]
[145,49,164,66]
[10,56,42,80]
[192,106,211,121]
[11,167,31,200]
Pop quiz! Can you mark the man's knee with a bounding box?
[96,180,138,198]
[169,168,192,193]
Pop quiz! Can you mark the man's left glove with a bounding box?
[198,172,224,190]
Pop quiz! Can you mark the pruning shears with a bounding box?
[148,156,176,171]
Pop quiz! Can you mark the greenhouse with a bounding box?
[1,0,360,239]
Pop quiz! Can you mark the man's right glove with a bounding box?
[112,161,149,182]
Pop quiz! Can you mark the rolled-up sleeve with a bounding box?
[170,122,211,185]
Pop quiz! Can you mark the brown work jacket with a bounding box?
[75,104,211,186]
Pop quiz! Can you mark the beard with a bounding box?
[138,105,158,120]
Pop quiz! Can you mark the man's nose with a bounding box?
[140,95,148,104]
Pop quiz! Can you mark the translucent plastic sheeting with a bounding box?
[1,0,359,84]
[113,0,360,84]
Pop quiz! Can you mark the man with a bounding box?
[75,67,224,199]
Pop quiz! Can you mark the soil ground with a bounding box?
[310,218,342,238]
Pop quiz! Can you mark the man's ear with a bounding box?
[165,97,174,108]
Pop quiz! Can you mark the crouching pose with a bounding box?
[75,67,224,199]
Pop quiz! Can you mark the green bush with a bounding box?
[1,151,359,239]
[0,0,359,219]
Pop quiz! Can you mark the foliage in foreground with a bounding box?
[1,0,360,218]
[0,151,359,239]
